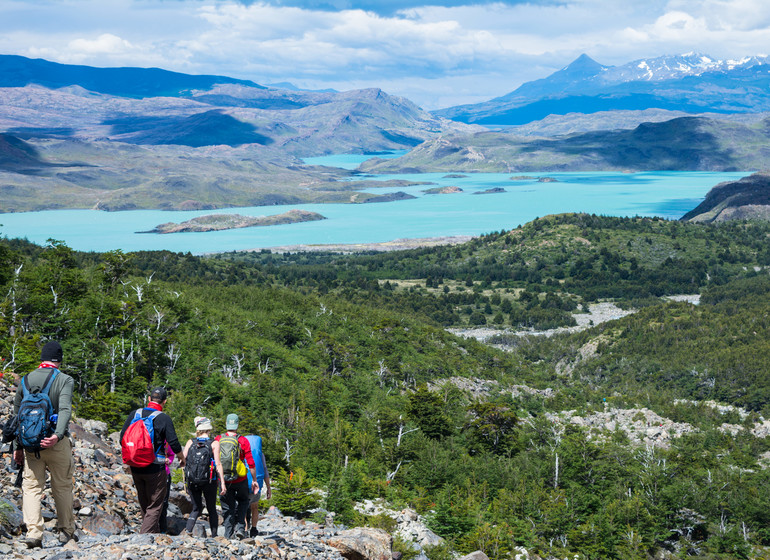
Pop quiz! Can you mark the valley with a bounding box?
[3,50,770,560]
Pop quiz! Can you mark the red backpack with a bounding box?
[121,409,162,467]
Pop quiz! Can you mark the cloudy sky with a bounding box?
[1,0,769,109]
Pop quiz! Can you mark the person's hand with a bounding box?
[252,481,258,493]
[40,435,59,449]
[220,482,227,495]
[13,449,23,466]
[266,485,272,500]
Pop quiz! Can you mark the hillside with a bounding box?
[681,171,770,222]
[0,135,430,212]
[0,57,477,212]
[5,215,770,557]
[360,116,770,173]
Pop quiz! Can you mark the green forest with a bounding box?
[3,213,770,559]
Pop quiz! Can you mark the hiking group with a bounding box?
[120,392,272,538]
[7,339,271,548]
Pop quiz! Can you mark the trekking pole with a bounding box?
[12,441,24,488]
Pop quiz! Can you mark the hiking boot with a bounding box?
[235,529,246,540]
[58,529,78,544]
[25,537,43,549]
[249,526,259,538]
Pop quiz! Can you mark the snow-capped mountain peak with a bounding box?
[601,53,769,84]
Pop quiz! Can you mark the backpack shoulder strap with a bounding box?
[22,368,57,397]
[39,369,58,395]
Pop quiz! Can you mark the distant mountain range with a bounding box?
[1,53,768,215]
[0,55,479,212]
[0,54,264,98]
[0,54,473,155]
[435,53,770,125]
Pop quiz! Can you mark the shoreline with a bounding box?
[247,235,476,254]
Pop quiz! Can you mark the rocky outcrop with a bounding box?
[423,186,463,194]
[681,172,770,223]
[328,527,392,560]
[545,407,697,448]
[139,210,326,234]
[355,499,443,551]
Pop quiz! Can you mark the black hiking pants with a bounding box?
[186,481,219,536]
[221,478,249,538]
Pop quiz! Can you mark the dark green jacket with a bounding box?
[13,367,74,440]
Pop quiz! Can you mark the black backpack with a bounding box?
[185,438,215,486]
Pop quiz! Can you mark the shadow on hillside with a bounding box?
[0,133,89,174]
[528,117,736,171]
[6,127,77,139]
[104,110,274,147]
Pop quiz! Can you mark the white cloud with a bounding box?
[68,33,134,56]
[1,0,770,108]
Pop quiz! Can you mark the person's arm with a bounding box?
[12,378,22,414]
[241,437,257,469]
[162,415,185,466]
[182,439,192,460]
[240,437,259,492]
[263,454,272,499]
[41,374,74,448]
[211,438,227,495]
[52,374,73,439]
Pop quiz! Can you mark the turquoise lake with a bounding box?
[0,152,749,254]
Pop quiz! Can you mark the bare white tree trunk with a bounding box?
[284,439,294,464]
[396,415,418,447]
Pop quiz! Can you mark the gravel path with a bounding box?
[449,295,700,342]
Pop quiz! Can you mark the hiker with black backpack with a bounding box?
[119,386,185,534]
[12,341,77,549]
[213,413,259,539]
[182,416,222,536]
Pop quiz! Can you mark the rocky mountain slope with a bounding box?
[0,379,387,559]
[0,56,478,212]
[681,171,770,222]
[0,378,511,560]
[0,56,475,156]
[360,116,770,173]
[436,53,770,125]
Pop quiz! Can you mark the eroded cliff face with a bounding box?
[682,172,770,223]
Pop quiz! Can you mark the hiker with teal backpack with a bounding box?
[182,416,221,536]
[119,387,185,534]
[213,413,258,539]
[12,341,77,548]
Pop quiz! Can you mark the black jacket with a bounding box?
[119,406,183,474]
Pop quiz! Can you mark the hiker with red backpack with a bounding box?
[182,416,221,536]
[12,341,77,548]
[212,413,258,539]
[119,387,185,534]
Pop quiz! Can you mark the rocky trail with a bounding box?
[0,380,463,560]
